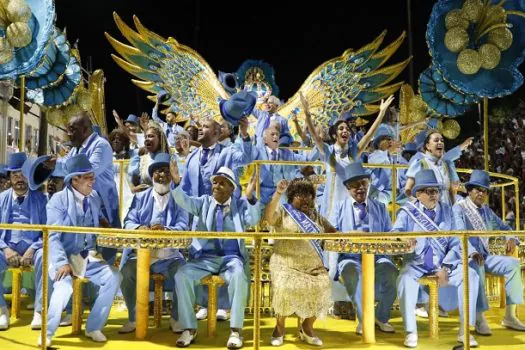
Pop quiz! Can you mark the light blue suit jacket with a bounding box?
[0,188,47,250]
[121,187,189,266]
[62,133,120,228]
[253,109,293,147]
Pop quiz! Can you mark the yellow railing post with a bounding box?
[514,180,520,231]
[252,237,263,350]
[136,247,151,340]
[41,228,49,350]
[502,189,506,221]
[18,76,25,151]
[362,252,375,344]
[461,234,470,350]
[119,160,125,222]
[391,161,398,222]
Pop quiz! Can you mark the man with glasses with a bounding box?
[329,162,397,336]
[453,170,525,336]
[393,169,479,348]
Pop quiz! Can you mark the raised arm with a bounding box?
[264,180,288,226]
[357,95,395,155]
[299,92,325,155]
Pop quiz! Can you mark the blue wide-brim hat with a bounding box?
[64,154,94,184]
[219,90,257,126]
[279,134,294,146]
[373,124,395,148]
[7,152,28,173]
[341,111,356,121]
[403,142,417,154]
[415,131,427,149]
[22,155,53,190]
[148,152,171,178]
[342,162,371,186]
[412,169,442,196]
[125,114,138,125]
[465,170,490,190]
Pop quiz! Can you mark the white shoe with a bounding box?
[414,307,428,318]
[170,318,184,333]
[31,312,42,330]
[376,319,395,333]
[195,307,208,320]
[85,330,108,342]
[299,328,323,346]
[176,330,197,347]
[270,335,284,346]
[216,309,228,321]
[118,321,136,334]
[37,335,52,348]
[27,303,35,310]
[457,333,478,348]
[59,314,72,327]
[475,315,492,336]
[0,309,9,330]
[356,323,362,335]
[404,333,418,348]
[227,331,244,349]
[502,316,525,331]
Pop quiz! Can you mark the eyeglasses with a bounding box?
[473,187,488,194]
[422,188,440,196]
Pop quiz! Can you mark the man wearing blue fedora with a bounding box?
[402,143,418,163]
[393,169,479,348]
[453,170,525,335]
[171,165,260,348]
[152,92,186,147]
[0,152,48,330]
[329,162,397,336]
[120,153,189,334]
[41,154,122,347]
[251,95,294,147]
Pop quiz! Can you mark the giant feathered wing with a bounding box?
[278,31,411,131]
[105,13,228,120]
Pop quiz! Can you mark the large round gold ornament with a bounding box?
[462,0,482,23]
[457,49,481,74]
[0,46,13,64]
[488,27,513,51]
[445,27,469,53]
[445,9,469,30]
[6,21,31,47]
[6,0,31,23]
[479,43,501,69]
[441,119,461,139]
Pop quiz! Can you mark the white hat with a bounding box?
[210,166,237,190]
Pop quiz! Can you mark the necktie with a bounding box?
[200,148,210,166]
[263,115,271,131]
[16,196,24,205]
[213,204,225,253]
[271,150,277,161]
[424,208,436,221]
[83,197,89,213]
[477,207,484,217]
[423,240,434,271]
[354,202,367,221]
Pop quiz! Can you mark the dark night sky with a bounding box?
[54,0,525,138]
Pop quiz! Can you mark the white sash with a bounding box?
[459,197,489,251]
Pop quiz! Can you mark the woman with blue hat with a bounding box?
[300,92,395,218]
[42,154,122,347]
[453,170,525,336]
[393,169,479,348]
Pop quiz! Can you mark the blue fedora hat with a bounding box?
[373,124,395,148]
[22,155,53,190]
[219,90,257,126]
[210,166,237,191]
[412,169,442,196]
[342,162,371,186]
[148,153,171,178]
[7,152,28,173]
[125,114,138,125]
[341,111,356,121]
[51,162,66,178]
[64,154,94,184]
[465,170,490,190]
[415,131,427,149]
[403,142,418,154]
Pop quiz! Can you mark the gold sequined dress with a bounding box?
[269,209,332,319]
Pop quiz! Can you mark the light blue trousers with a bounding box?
[121,257,184,322]
[339,258,398,323]
[175,256,248,330]
[397,263,478,333]
[0,248,43,312]
[469,255,523,312]
[46,261,122,337]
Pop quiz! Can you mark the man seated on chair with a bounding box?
[171,165,260,349]
[120,153,189,334]
[393,169,479,348]
[329,162,397,336]
[453,170,525,336]
[0,152,47,330]
[40,154,122,347]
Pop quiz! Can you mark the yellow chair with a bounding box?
[7,266,33,320]
[200,275,225,338]
[418,275,439,339]
[151,273,165,328]
[71,276,89,335]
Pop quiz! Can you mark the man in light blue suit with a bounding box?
[329,162,397,336]
[453,170,525,335]
[0,153,47,330]
[120,153,189,334]
[171,165,260,349]
[252,95,293,147]
[393,169,479,348]
[40,154,122,347]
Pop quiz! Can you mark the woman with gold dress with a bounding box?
[264,178,336,346]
